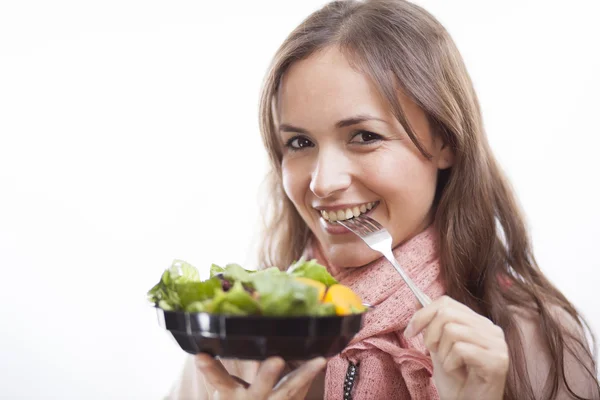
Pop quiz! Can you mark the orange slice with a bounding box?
[323,284,366,315]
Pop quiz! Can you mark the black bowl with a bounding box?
[156,308,366,360]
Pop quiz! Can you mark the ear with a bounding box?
[436,142,455,170]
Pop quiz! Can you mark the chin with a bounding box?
[325,243,382,269]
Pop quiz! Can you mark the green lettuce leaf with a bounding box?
[169,259,200,283]
[158,300,175,311]
[311,302,337,316]
[148,259,202,310]
[185,301,206,313]
[219,302,246,315]
[287,258,338,286]
[252,267,283,280]
[147,270,170,303]
[208,281,260,315]
[253,273,320,316]
[176,277,222,309]
[210,264,225,278]
[223,263,254,283]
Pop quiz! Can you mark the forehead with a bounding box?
[277,47,392,127]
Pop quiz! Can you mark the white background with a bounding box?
[1,0,598,398]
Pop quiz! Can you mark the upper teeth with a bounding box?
[320,202,376,222]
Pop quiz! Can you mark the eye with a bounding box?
[285,136,315,151]
[350,130,383,144]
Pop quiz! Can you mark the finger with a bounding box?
[231,375,251,389]
[247,357,286,397]
[195,353,241,393]
[440,319,506,360]
[290,381,313,400]
[442,341,509,379]
[272,358,323,391]
[442,341,480,373]
[405,295,491,339]
[271,357,327,400]
[436,321,506,363]
[422,307,486,352]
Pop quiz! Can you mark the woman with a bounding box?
[170,0,599,399]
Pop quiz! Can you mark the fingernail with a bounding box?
[195,359,207,368]
[266,357,285,371]
[311,357,327,368]
[195,353,211,367]
[404,322,415,338]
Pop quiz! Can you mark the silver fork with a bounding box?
[336,215,432,307]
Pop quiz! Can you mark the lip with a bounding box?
[318,202,380,235]
[313,202,377,212]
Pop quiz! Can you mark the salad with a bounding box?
[147,258,366,317]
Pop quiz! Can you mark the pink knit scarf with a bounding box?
[303,225,445,400]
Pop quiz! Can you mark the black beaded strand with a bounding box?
[343,362,358,400]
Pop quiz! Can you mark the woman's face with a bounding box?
[277,47,453,268]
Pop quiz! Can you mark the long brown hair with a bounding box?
[256,1,598,398]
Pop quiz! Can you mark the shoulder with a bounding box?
[509,304,598,399]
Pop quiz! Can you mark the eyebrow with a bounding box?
[278,114,388,134]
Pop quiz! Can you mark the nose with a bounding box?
[309,151,352,199]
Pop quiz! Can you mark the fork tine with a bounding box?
[338,218,362,235]
[336,219,355,233]
[361,214,383,228]
[350,216,378,234]
[336,215,379,236]
[338,218,369,236]
[357,215,383,231]
[346,218,372,235]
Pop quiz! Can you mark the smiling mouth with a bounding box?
[317,201,380,222]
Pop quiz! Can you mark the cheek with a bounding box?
[281,159,310,209]
[366,151,438,203]
[281,162,295,201]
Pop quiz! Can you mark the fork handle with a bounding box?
[383,250,432,307]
